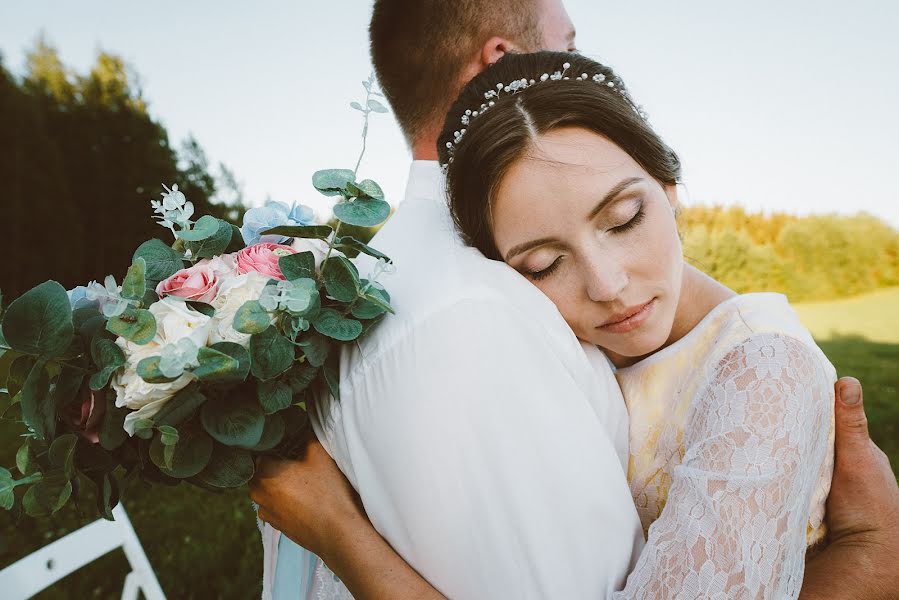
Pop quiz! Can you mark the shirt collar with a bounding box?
[404,160,445,204]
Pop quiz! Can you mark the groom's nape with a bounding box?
[368,0,575,159]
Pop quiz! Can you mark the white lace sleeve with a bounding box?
[613,333,832,600]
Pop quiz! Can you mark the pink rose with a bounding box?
[156,262,221,303]
[236,243,296,280]
[67,383,107,444]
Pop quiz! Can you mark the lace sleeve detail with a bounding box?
[613,333,833,600]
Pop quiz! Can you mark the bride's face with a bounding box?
[491,126,684,359]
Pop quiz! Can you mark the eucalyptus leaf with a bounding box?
[225,223,247,253]
[297,332,329,367]
[96,472,119,520]
[287,362,318,394]
[323,352,340,402]
[333,198,391,228]
[355,179,385,200]
[367,98,388,113]
[121,257,147,301]
[335,236,390,262]
[279,252,316,281]
[1,281,74,358]
[250,326,294,380]
[241,413,284,452]
[207,342,251,383]
[350,101,364,111]
[149,425,213,478]
[192,346,241,382]
[21,358,53,440]
[196,444,255,488]
[233,301,271,335]
[260,224,333,240]
[137,355,181,384]
[154,385,207,427]
[51,367,84,413]
[186,301,215,317]
[257,379,292,415]
[323,256,360,302]
[133,239,184,288]
[90,337,126,390]
[106,307,156,345]
[99,392,128,450]
[312,169,355,197]
[177,214,219,241]
[313,308,363,342]
[352,285,394,319]
[16,441,37,476]
[49,434,78,479]
[200,394,265,447]
[8,355,36,398]
[188,218,233,258]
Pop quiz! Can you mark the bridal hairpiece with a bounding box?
[441,61,647,170]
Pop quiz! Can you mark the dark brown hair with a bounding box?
[438,51,682,260]
[369,0,543,142]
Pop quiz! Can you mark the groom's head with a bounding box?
[370,0,576,157]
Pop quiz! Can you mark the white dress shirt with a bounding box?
[308,161,643,599]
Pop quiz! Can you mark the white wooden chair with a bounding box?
[0,503,166,599]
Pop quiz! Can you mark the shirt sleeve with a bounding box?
[613,332,833,600]
[334,297,644,600]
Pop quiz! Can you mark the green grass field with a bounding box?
[794,287,899,344]
[1,289,897,598]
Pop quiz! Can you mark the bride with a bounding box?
[260,51,837,598]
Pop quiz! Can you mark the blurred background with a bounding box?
[1,1,897,597]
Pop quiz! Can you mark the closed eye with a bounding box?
[524,256,563,281]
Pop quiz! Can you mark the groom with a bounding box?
[255,0,899,597]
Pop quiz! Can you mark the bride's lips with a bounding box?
[598,299,656,334]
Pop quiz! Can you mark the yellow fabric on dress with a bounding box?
[615,293,835,548]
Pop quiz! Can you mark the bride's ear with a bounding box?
[480,36,517,68]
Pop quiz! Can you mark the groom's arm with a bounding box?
[799,378,899,600]
[334,298,643,598]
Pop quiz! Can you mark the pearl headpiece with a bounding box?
[441,62,646,170]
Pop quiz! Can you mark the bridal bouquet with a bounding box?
[0,79,393,520]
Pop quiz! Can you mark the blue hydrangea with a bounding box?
[240,201,316,246]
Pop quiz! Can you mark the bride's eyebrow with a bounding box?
[586,177,644,220]
[504,177,646,261]
[505,236,559,261]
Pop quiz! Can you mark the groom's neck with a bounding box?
[411,139,439,161]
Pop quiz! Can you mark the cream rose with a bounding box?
[208,271,273,347]
[111,297,212,434]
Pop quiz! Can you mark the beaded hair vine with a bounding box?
[441,61,647,170]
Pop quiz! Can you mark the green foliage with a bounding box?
[323,256,361,302]
[1,281,74,358]
[233,300,271,334]
[681,206,899,302]
[200,394,265,448]
[249,326,294,380]
[279,252,316,281]
[106,306,156,344]
[257,379,292,415]
[134,239,185,289]
[313,308,363,342]
[332,198,391,228]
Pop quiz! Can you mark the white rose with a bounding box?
[208,271,273,347]
[197,253,238,278]
[111,297,212,434]
[290,237,331,272]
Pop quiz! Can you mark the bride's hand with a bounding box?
[250,430,367,559]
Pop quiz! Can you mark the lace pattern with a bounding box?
[614,333,833,599]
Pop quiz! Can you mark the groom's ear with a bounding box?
[480,36,518,68]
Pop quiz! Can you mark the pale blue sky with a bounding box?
[2,0,897,227]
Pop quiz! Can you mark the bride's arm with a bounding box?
[612,333,833,599]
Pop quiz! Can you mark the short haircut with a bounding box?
[370,0,543,143]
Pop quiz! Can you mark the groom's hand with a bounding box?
[800,377,899,600]
[249,430,367,559]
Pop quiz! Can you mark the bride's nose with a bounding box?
[583,252,628,303]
